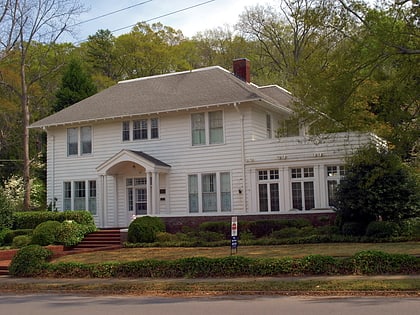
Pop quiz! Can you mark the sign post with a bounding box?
[231,216,238,255]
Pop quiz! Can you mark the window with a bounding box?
[127,177,147,215]
[123,118,159,141]
[63,180,96,214]
[188,172,231,213]
[202,174,217,212]
[209,111,223,144]
[188,175,199,213]
[291,167,315,210]
[67,126,92,156]
[151,118,159,139]
[191,111,224,146]
[67,128,78,156]
[192,113,205,145]
[122,121,130,141]
[63,182,71,210]
[258,169,280,212]
[266,114,272,139]
[133,119,148,140]
[326,165,346,207]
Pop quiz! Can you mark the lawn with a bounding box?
[52,241,420,264]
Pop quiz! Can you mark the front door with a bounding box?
[127,177,147,215]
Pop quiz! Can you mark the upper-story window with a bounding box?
[191,110,224,146]
[122,118,159,141]
[67,126,92,156]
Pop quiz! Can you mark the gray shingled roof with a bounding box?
[31,66,293,128]
[130,150,171,168]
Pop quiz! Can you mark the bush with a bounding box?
[31,221,62,246]
[197,231,224,242]
[12,210,95,230]
[128,216,165,243]
[0,189,13,230]
[12,235,32,248]
[248,219,312,238]
[365,221,401,238]
[272,227,301,238]
[352,250,418,274]
[199,221,231,238]
[2,229,33,245]
[341,222,365,236]
[57,221,96,246]
[400,218,420,237]
[9,245,52,277]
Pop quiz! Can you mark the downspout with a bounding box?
[51,134,55,209]
[234,103,247,212]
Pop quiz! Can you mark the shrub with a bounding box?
[12,210,95,230]
[12,235,32,248]
[128,216,165,243]
[31,221,62,246]
[365,221,401,238]
[248,219,312,238]
[0,228,11,246]
[300,255,338,275]
[272,227,301,238]
[199,221,231,238]
[9,245,52,277]
[352,250,418,274]
[0,189,13,230]
[57,221,96,246]
[341,222,365,236]
[2,229,33,245]
[400,218,420,237]
[197,231,224,242]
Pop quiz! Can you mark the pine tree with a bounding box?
[54,59,97,112]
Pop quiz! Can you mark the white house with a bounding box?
[31,59,385,228]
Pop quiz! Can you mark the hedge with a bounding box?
[12,210,95,229]
[19,251,419,278]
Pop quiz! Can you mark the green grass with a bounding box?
[52,242,420,264]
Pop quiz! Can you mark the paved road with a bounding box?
[0,295,419,315]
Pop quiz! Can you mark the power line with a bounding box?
[73,0,153,26]
[73,0,216,44]
[111,0,216,33]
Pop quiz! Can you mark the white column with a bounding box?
[154,172,160,214]
[146,172,151,215]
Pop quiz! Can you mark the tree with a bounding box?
[54,59,97,112]
[335,146,420,228]
[0,0,85,210]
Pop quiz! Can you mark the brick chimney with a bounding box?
[233,58,250,83]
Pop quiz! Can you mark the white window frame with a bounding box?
[191,110,224,146]
[326,165,346,207]
[187,172,231,213]
[258,169,280,212]
[290,167,315,210]
[67,126,92,157]
[122,118,160,142]
[62,180,97,214]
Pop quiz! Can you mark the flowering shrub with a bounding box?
[2,175,45,211]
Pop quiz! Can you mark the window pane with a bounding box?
[304,167,314,178]
[133,120,147,140]
[209,111,223,144]
[67,128,78,156]
[220,172,231,212]
[74,181,86,210]
[192,113,205,145]
[151,118,159,139]
[188,175,198,213]
[202,174,216,212]
[291,168,301,178]
[292,182,302,210]
[127,188,133,212]
[270,183,280,211]
[122,121,130,141]
[81,126,92,154]
[259,170,268,180]
[88,180,96,215]
[63,182,71,210]
[303,182,315,210]
[259,184,268,212]
[327,180,338,207]
[135,188,147,215]
[270,169,279,180]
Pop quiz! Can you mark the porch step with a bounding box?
[69,230,122,251]
[0,260,10,276]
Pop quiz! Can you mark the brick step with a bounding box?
[69,229,122,251]
[0,261,10,276]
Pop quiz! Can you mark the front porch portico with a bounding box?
[96,150,171,227]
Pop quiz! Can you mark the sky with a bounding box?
[65,0,268,44]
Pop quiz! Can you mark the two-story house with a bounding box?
[31,59,385,228]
